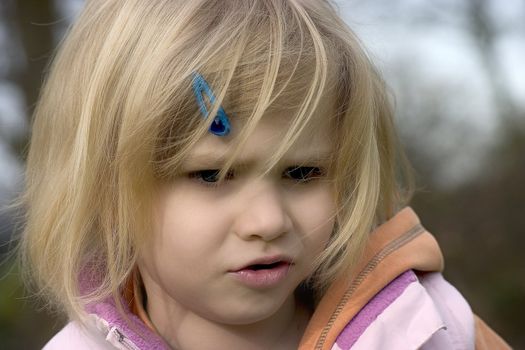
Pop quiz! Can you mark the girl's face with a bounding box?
[138,96,337,330]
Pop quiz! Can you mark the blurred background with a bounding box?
[0,0,523,348]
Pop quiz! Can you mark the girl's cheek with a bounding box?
[291,184,336,214]
[289,185,336,236]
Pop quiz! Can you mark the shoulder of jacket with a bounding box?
[417,272,476,349]
[342,271,476,350]
[43,319,116,350]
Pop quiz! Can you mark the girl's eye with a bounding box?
[284,166,324,182]
[188,169,234,185]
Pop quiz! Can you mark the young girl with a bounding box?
[16,0,509,349]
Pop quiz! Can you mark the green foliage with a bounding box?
[0,259,61,349]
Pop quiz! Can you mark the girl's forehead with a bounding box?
[185,126,333,169]
[184,93,336,167]
[221,85,337,126]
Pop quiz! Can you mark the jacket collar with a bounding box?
[298,207,444,350]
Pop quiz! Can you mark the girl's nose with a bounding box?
[232,182,293,242]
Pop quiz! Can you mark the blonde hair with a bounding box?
[14,0,413,322]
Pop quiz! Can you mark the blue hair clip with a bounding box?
[191,72,231,137]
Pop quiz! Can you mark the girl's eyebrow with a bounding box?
[182,149,333,168]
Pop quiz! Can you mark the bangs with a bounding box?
[149,0,341,183]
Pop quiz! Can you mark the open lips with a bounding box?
[230,256,294,288]
[244,261,290,271]
[232,255,294,272]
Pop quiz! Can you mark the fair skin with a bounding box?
[138,97,337,350]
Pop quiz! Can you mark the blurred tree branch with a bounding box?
[1,0,55,159]
[12,0,54,116]
[467,0,521,123]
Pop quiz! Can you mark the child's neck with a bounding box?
[148,294,311,350]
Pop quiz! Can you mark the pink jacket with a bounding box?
[44,208,510,349]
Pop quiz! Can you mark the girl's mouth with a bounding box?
[247,261,286,270]
[230,259,293,288]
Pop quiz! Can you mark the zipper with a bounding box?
[106,327,142,350]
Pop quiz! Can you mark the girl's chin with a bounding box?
[200,293,296,326]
